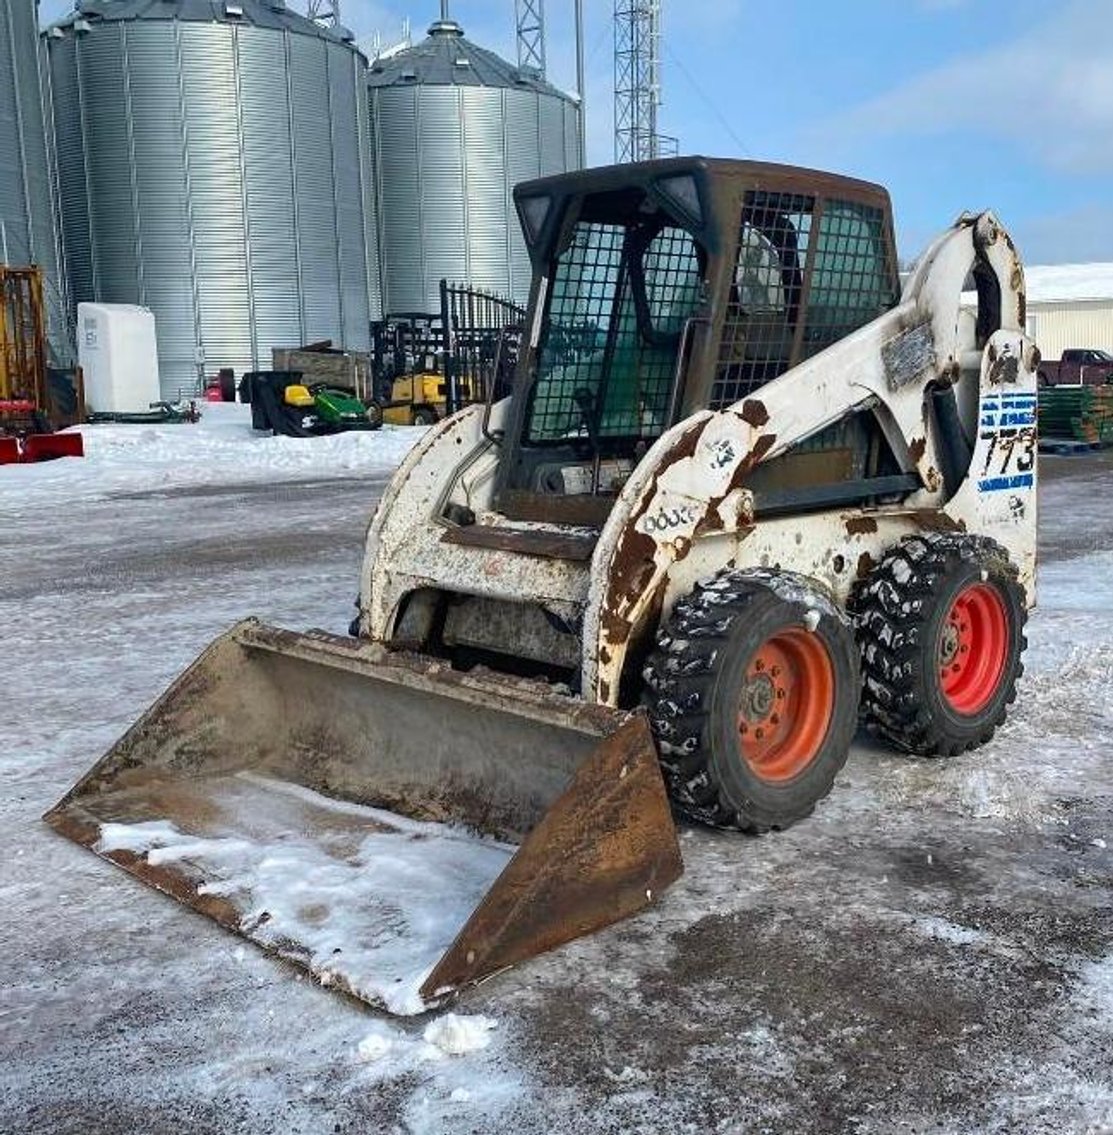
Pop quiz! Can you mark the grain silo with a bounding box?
[0,0,68,358]
[46,0,377,399]
[366,13,581,315]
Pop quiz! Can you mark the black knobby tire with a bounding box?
[852,533,1026,757]
[641,570,860,833]
[412,407,438,426]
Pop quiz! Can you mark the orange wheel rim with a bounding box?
[736,628,835,782]
[938,582,1009,715]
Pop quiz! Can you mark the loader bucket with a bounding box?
[45,620,682,1014]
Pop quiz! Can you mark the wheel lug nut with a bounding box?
[771,666,781,677]
[755,728,764,739]
[755,659,764,671]
[776,689,785,699]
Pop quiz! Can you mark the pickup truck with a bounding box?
[1038,348,1113,386]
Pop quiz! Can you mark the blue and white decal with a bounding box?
[977,393,1036,493]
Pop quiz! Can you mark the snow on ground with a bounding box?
[2,430,1113,1133]
[2,402,424,509]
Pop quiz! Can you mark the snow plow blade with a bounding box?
[44,619,682,1014]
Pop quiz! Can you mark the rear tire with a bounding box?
[642,570,860,832]
[412,407,437,426]
[852,533,1026,756]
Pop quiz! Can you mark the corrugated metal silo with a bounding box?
[0,0,67,357]
[366,16,581,315]
[46,0,377,398]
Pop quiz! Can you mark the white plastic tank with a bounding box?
[78,302,160,414]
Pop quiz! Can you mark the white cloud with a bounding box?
[812,0,1113,175]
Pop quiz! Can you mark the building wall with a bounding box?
[1027,301,1113,362]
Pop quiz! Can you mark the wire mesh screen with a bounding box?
[712,193,895,409]
[526,221,702,443]
[712,192,812,409]
[800,201,896,359]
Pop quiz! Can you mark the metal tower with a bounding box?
[305,0,340,28]
[515,0,546,76]
[614,0,674,162]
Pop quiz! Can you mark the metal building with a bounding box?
[1022,264,1113,360]
[365,15,580,315]
[46,0,377,398]
[0,0,67,359]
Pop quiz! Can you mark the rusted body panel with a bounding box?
[362,210,1036,706]
[585,216,1036,702]
[359,402,594,639]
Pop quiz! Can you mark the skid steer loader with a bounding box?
[47,158,1038,1014]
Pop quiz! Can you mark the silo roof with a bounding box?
[45,0,357,46]
[367,17,576,101]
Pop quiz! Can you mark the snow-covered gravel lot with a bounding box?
[2,405,1111,1134]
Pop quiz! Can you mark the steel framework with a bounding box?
[614,0,673,162]
[305,0,340,28]
[515,0,545,76]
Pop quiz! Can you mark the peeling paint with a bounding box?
[856,550,878,579]
[727,434,776,495]
[988,351,1020,386]
[911,510,966,533]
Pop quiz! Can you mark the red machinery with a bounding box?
[0,266,83,464]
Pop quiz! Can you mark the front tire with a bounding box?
[642,570,860,832]
[852,533,1026,756]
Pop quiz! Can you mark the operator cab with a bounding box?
[495,157,905,524]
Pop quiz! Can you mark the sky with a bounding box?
[36,0,1113,266]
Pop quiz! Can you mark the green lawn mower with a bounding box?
[242,371,382,437]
